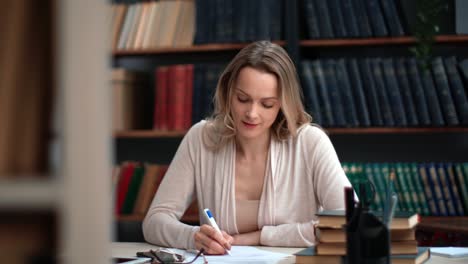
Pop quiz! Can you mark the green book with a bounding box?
[121,164,145,214]
[295,246,430,264]
[409,163,430,216]
[402,163,421,215]
[455,163,468,213]
[395,163,412,212]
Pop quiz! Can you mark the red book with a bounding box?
[168,65,187,131]
[154,67,169,130]
[185,65,194,130]
[115,162,136,215]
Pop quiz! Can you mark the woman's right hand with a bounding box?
[194,224,233,255]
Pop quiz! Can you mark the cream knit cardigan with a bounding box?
[143,121,351,249]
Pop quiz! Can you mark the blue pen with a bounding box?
[203,208,232,255]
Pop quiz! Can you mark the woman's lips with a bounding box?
[242,121,258,128]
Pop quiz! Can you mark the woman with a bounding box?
[143,41,351,254]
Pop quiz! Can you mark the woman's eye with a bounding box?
[237,96,248,103]
[263,104,274,109]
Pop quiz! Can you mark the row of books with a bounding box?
[154,64,226,131]
[113,161,199,221]
[343,162,468,217]
[112,0,195,50]
[303,0,406,39]
[301,57,468,127]
[295,208,428,264]
[113,162,168,215]
[112,64,222,132]
[194,0,283,44]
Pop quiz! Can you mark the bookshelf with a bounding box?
[111,0,468,245]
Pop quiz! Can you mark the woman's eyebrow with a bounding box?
[235,88,278,100]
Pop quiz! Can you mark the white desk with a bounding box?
[111,242,468,264]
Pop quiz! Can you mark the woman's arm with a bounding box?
[142,124,201,250]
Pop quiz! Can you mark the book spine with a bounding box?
[328,0,348,38]
[382,58,407,127]
[324,59,346,127]
[194,0,206,44]
[410,163,431,216]
[340,0,360,37]
[256,0,271,40]
[402,163,420,214]
[419,65,445,126]
[346,59,371,127]
[300,61,322,124]
[365,0,389,37]
[168,65,188,131]
[359,58,383,126]
[336,59,359,127]
[436,163,457,216]
[444,57,468,125]
[444,163,465,216]
[303,0,321,38]
[406,58,431,126]
[372,58,394,127]
[121,163,145,214]
[395,163,412,212]
[418,163,439,216]
[311,60,335,126]
[313,0,334,38]
[427,163,448,216]
[354,0,373,37]
[455,164,468,214]
[395,57,419,126]
[185,65,194,130]
[431,57,459,126]
[379,0,405,36]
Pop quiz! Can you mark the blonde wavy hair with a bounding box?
[203,41,312,150]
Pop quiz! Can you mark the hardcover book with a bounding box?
[316,209,419,230]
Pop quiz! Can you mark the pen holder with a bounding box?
[345,210,390,264]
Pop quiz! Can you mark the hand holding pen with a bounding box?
[193,208,233,255]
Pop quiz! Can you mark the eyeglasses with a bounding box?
[136,248,207,264]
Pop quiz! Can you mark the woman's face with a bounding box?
[230,66,281,141]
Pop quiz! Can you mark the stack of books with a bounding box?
[295,210,430,264]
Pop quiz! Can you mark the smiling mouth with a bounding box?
[242,121,258,128]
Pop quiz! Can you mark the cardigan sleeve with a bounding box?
[260,126,351,247]
[142,123,204,250]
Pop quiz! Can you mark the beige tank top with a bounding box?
[235,199,260,233]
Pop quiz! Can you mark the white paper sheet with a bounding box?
[176,246,292,264]
[430,247,468,258]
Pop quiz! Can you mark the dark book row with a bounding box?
[301,57,468,127]
[194,0,283,44]
[302,0,405,39]
[343,162,468,216]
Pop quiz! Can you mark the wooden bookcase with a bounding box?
[112,0,468,245]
